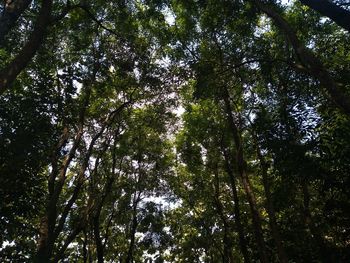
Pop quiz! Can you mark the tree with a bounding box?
[1,0,350,262]
[298,0,350,32]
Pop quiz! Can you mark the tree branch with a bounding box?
[0,0,53,93]
[254,0,350,116]
[299,0,350,32]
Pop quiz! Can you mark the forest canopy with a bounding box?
[1,0,350,262]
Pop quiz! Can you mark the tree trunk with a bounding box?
[301,180,330,261]
[222,149,250,263]
[125,194,140,263]
[94,214,104,263]
[299,0,350,32]
[34,216,52,262]
[93,177,115,263]
[83,231,88,263]
[212,166,235,263]
[253,135,288,263]
[222,91,269,263]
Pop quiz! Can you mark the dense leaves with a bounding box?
[1,0,350,262]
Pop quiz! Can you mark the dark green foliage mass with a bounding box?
[1,0,350,262]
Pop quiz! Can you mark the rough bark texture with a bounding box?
[0,0,53,93]
[223,90,269,263]
[0,0,32,46]
[255,1,350,116]
[299,0,350,32]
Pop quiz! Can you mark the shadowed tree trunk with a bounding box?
[252,132,288,263]
[212,164,235,263]
[222,147,251,263]
[125,192,141,263]
[222,88,269,263]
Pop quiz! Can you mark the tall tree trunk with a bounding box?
[83,231,88,263]
[222,148,251,263]
[298,0,350,32]
[212,165,235,263]
[301,180,330,261]
[222,91,269,263]
[35,86,92,262]
[93,176,116,263]
[34,216,51,262]
[125,194,140,263]
[93,214,104,263]
[254,0,350,116]
[253,135,288,263]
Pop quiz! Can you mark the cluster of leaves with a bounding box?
[1,0,350,262]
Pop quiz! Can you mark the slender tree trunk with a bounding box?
[94,214,104,263]
[125,214,137,263]
[301,180,330,261]
[93,177,115,263]
[222,149,251,263]
[125,194,140,263]
[83,231,88,263]
[212,166,235,263]
[253,135,288,263]
[298,0,350,32]
[222,91,269,263]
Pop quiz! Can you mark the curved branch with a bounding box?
[0,0,53,93]
[254,0,350,116]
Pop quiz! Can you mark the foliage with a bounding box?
[1,0,350,262]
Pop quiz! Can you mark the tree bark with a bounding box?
[0,0,53,93]
[222,90,269,263]
[253,134,288,263]
[93,175,116,263]
[0,0,32,46]
[254,1,350,116]
[212,165,235,263]
[125,193,140,263]
[222,148,251,263]
[299,0,350,32]
[300,180,331,261]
